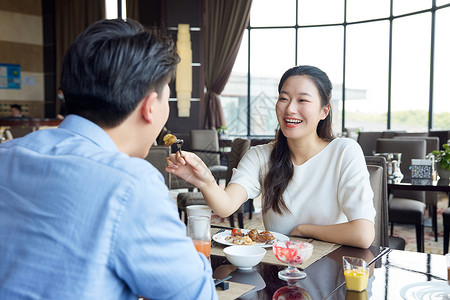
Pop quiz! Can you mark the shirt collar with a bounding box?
[58,115,119,152]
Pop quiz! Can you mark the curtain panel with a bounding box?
[126,0,139,21]
[202,0,252,129]
[55,0,105,111]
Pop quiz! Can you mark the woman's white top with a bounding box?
[229,138,376,235]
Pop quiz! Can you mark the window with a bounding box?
[222,1,450,137]
[105,0,126,19]
[433,7,450,129]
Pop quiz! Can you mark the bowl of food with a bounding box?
[272,241,314,281]
[223,245,266,270]
[272,241,313,265]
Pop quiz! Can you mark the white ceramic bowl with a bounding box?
[223,245,266,270]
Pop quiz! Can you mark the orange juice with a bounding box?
[193,240,211,258]
[344,269,369,292]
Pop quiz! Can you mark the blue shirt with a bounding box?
[0,115,218,300]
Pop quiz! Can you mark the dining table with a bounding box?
[210,226,449,300]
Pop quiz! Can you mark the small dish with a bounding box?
[223,245,266,270]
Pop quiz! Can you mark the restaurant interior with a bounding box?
[1,0,450,298]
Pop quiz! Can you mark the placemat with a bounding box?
[216,281,255,300]
[211,228,341,269]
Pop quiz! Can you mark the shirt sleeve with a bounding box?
[337,140,376,223]
[229,144,271,200]
[109,164,218,300]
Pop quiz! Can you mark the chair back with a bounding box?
[226,138,251,185]
[376,138,426,202]
[190,129,220,167]
[394,132,429,137]
[365,156,389,247]
[8,125,35,138]
[144,146,171,189]
[376,138,426,182]
[393,136,439,154]
[357,131,384,156]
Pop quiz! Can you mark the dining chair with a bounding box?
[357,131,384,156]
[176,138,251,227]
[376,138,427,252]
[443,207,450,254]
[225,138,252,228]
[393,136,440,241]
[365,156,405,249]
[7,125,36,138]
[190,129,227,183]
[144,145,172,189]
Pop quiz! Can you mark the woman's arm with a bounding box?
[166,151,248,217]
[289,219,375,249]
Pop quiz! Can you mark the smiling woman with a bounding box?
[167,65,376,249]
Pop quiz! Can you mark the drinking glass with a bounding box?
[187,215,211,260]
[343,256,369,292]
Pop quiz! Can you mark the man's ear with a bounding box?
[141,92,158,124]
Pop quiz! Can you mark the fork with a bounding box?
[211,229,225,248]
[175,139,184,157]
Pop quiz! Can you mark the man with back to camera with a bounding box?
[0,18,218,299]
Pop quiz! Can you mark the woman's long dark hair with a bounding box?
[262,65,334,215]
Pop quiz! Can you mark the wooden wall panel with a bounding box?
[0,41,43,72]
[0,11,43,45]
[0,0,42,16]
[0,1,44,118]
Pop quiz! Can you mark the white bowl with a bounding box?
[223,245,266,270]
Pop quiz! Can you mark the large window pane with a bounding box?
[391,13,431,131]
[250,0,296,27]
[346,0,390,22]
[250,29,296,136]
[298,26,344,133]
[298,0,344,25]
[345,21,389,132]
[105,0,126,19]
[221,31,248,136]
[393,0,431,16]
[433,7,450,130]
[437,0,450,6]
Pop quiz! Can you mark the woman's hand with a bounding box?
[165,150,216,189]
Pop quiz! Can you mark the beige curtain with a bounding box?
[202,0,252,129]
[55,0,105,96]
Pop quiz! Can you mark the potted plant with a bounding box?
[432,143,450,179]
[217,126,228,139]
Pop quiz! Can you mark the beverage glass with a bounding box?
[187,215,211,260]
[343,256,369,292]
[186,205,211,219]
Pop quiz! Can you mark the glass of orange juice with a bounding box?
[343,256,369,292]
[187,215,211,260]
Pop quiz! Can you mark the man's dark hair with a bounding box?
[11,104,22,112]
[61,18,179,128]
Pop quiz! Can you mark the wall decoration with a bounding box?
[0,63,21,89]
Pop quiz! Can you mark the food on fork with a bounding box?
[163,134,178,146]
